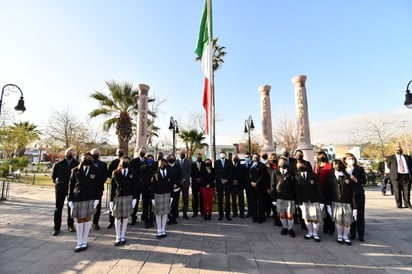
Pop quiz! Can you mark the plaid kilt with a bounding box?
[276,199,295,214]
[301,202,322,221]
[72,200,94,219]
[331,201,353,225]
[113,195,133,218]
[154,193,171,215]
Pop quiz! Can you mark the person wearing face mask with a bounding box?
[129,147,146,225]
[294,149,313,171]
[214,151,234,221]
[314,151,334,235]
[281,147,297,173]
[107,148,125,229]
[325,159,357,245]
[200,159,215,220]
[51,147,79,236]
[152,159,173,238]
[90,148,109,231]
[167,154,182,225]
[231,154,247,218]
[191,153,205,217]
[249,153,270,224]
[140,154,156,228]
[267,153,281,226]
[110,156,139,246]
[387,145,412,209]
[296,160,324,242]
[243,152,253,218]
[179,150,192,219]
[343,153,366,242]
[272,157,300,237]
[68,153,100,252]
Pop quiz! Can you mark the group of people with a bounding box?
[51,144,412,252]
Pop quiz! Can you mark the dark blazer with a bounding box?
[249,162,270,191]
[191,160,205,186]
[108,158,120,179]
[272,168,299,202]
[179,158,192,185]
[387,154,412,181]
[214,158,233,186]
[93,159,108,197]
[232,162,248,188]
[201,167,216,188]
[52,158,79,192]
[296,171,324,204]
[68,165,100,202]
[325,172,356,208]
[110,167,139,201]
[151,168,173,195]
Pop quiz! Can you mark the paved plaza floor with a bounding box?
[1,182,412,273]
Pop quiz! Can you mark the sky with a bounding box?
[1,0,412,150]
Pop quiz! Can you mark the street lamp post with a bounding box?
[244,116,255,154]
[0,84,26,115]
[168,116,179,156]
[405,80,412,109]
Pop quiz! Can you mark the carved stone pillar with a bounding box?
[292,75,314,166]
[134,84,150,158]
[259,85,275,154]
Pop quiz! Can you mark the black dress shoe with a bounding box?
[183,214,189,219]
[226,215,232,221]
[68,227,75,233]
[281,228,288,235]
[288,229,296,238]
[74,244,82,252]
[114,241,121,246]
[204,215,208,220]
[232,213,238,218]
[52,229,60,236]
[120,238,126,245]
[92,224,100,230]
[81,243,88,250]
[240,214,245,219]
[218,215,223,221]
[192,214,198,218]
[107,223,114,229]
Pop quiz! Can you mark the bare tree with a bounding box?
[273,114,298,152]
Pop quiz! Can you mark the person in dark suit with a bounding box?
[140,154,156,228]
[51,147,79,236]
[90,148,109,230]
[190,153,204,217]
[249,153,270,223]
[387,145,412,209]
[343,153,367,242]
[243,152,253,217]
[378,156,393,196]
[106,148,124,229]
[281,147,297,173]
[167,154,182,224]
[129,147,145,225]
[214,150,233,221]
[179,150,191,219]
[231,154,247,218]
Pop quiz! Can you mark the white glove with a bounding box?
[319,203,325,211]
[353,209,358,221]
[327,205,332,216]
[170,197,173,205]
[132,199,137,208]
[93,200,99,208]
[272,201,277,206]
[151,199,155,206]
[68,201,74,209]
[109,201,114,211]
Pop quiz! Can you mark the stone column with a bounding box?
[258,85,275,154]
[292,75,314,166]
[134,84,150,158]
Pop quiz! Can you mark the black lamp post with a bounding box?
[168,116,179,156]
[244,116,255,154]
[405,80,412,109]
[0,84,26,115]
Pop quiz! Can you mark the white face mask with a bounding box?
[220,153,226,159]
[346,159,354,166]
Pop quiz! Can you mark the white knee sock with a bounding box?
[161,214,168,233]
[280,218,287,228]
[156,215,162,234]
[287,219,294,230]
[336,225,343,239]
[305,221,313,236]
[121,218,128,239]
[76,223,84,245]
[312,222,319,236]
[82,221,91,244]
[115,219,121,241]
[343,226,350,240]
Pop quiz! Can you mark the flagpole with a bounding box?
[207,0,216,161]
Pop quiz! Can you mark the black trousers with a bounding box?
[92,197,102,225]
[351,190,365,240]
[249,188,266,222]
[140,188,153,224]
[216,183,231,216]
[393,174,411,208]
[130,189,142,222]
[54,189,73,230]
[191,182,203,215]
[170,190,181,221]
[231,185,245,216]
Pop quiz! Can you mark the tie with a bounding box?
[399,156,406,173]
[197,162,201,171]
[222,159,225,167]
[84,167,88,176]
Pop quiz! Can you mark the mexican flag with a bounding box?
[195,0,213,134]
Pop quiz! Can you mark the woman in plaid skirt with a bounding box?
[326,159,357,245]
[68,153,100,252]
[151,159,173,238]
[110,156,139,246]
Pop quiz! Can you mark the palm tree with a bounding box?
[12,121,40,156]
[179,129,208,159]
[195,37,227,160]
[89,80,155,154]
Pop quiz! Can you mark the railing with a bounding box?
[0,178,11,200]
